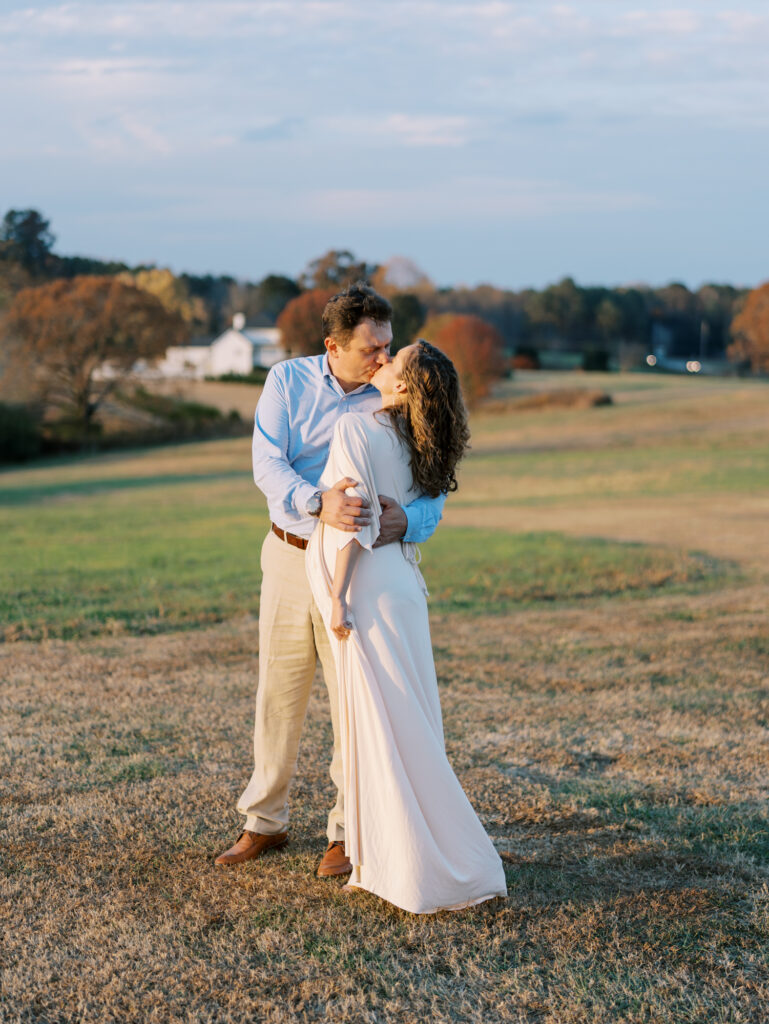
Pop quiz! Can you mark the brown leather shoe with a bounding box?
[214,830,288,866]
[317,840,352,877]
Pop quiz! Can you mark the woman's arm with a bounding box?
[330,538,363,640]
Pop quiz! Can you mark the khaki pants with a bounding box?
[237,529,344,841]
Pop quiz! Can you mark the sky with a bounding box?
[1,1,768,291]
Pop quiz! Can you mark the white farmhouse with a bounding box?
[157,314,284,379]
[155,342,211,378]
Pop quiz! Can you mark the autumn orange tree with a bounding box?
[276,288,335,356]
[117,267,208,330]
[728,281,769,373]
[419,313,507,406]
[6,275,187,433]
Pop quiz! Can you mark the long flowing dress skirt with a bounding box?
[306,412,507,914]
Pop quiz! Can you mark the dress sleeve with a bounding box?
[323,415,380,552]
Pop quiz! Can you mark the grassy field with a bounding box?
[1,372,768,1023]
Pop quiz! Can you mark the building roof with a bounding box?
[241,327,281,347]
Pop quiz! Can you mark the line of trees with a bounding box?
[1,207,767,462]
[1,209,759,364]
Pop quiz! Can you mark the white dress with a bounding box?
[306,411,507,914]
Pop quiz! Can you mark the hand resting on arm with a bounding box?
[320,478,372,532]
[372,494,408,547]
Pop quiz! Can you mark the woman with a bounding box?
[305,340,507,914]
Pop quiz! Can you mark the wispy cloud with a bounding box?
[381,115,470,147]
[1,0,766,287]
[5,1,767,129]
[101,114,173,156]
[0,2,356,39]
[243,117,304,143]
[5,2,766,51]
[48,55,185,81]
[296,179,657,223]
[318,112,473,150]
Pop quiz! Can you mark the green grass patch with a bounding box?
[423,528,729,613]
[1,505,729,640]
[0,435,738,640]
[0,480,269,640]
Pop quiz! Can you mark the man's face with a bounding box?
[326,317,393,386]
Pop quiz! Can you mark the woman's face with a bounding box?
[370,343,416,396]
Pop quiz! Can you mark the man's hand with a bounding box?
[373,494,408,547]
[319,477,372,532]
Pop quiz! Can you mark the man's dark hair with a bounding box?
[322,281,392,349]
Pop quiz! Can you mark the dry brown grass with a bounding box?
[444,494,769,570]
[145,378,263,420]
[2,373,769,1023]
[483,389,613,413]
[2,583,768,1023]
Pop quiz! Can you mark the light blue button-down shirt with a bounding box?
[252,353,445,540]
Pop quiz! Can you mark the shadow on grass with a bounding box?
[0,470,246,506]
[3,754,766,1020]
[493,769,769,889]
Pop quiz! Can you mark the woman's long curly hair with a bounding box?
[386,340,471,498]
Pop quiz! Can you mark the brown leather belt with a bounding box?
[271,522,309,550]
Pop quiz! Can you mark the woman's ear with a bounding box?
[393,379,408,395]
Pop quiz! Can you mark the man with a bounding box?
[215,282,445,875]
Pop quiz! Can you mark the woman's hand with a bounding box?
[330,595,353,641]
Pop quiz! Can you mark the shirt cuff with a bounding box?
[402,503,420,543]
[294,481,320,518]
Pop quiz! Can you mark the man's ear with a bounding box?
[324,336,337,356]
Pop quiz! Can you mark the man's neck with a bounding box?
[336,376,366,394]
[328,356,368,394]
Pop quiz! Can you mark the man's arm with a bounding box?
[252,368,370,530]
[252,368,315,517]
[374,491,446,547]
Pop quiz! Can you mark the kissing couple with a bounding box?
[215,281,507,914]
